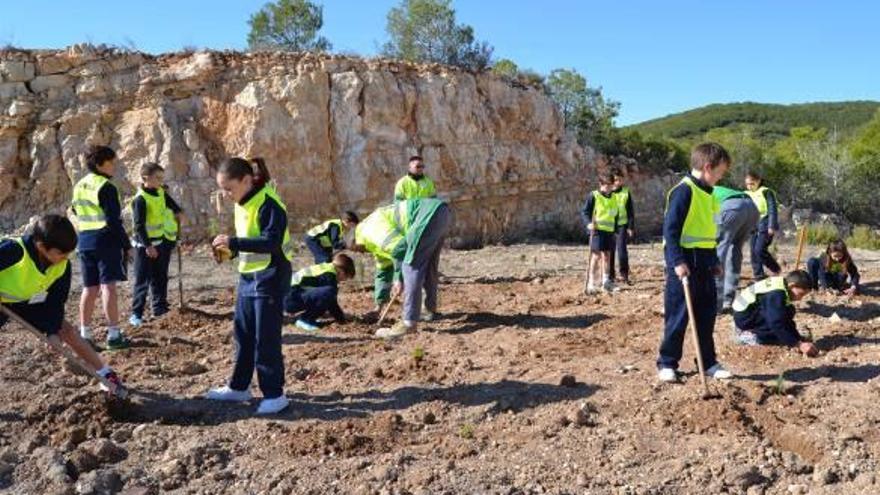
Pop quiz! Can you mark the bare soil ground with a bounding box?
[1,241,880,494]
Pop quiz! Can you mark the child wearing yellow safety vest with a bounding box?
[71,146,132,350]
[610,168,635,285]
[0,215,125,395]
[745,170,781,280]
[394,155,437,200]
[129,163,184,327]
[732,270,818,357]
[285,253,355,332]
[657,143,734,383]
[352,198,452,339]
[207,158,294,415]
[304,211,359,263]
[580,172,619,294]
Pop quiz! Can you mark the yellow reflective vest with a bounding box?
[0,238,69,304]
[72,173,117,232]
[234,186,294,273]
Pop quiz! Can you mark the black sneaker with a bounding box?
[106,333,131,350]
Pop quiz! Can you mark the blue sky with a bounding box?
[3,1,878,125]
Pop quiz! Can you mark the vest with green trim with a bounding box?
[732,276,790,313]
[0,238,69,304]
[72,173,117,232]
[592,191,618,232]
[307,219,343,248]
[354,203,409,263]
[614,187,630,225]
[713,185,749,203]
[291,262,336,287]
[234,186,294,274]
[747,186,775,218]
[132,188,167,246]
[395,175,436,200]
[666,176,718,249]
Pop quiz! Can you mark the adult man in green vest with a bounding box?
[394,155,437,200]
[352,198,452,338]
[713,183,759,313]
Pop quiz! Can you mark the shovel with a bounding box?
[681,276,715,399]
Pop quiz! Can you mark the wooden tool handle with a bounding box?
[681,277,710,395]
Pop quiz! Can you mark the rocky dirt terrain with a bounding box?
[1,241,879,494]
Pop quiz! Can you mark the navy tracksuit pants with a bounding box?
[304,234,331,263]
[131,242,173,318]
[657,267,718,371]
[285,285,338,323]
[609,225,630,280]
[751,230,780,278]
[229,265,290,399]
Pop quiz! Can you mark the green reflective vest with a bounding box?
[666,176,718,249]
[354,203,408,264]
[733,276,790,312]
[234,186,294,273]
[394,175,436,200]
[0,238,69,303]
[291,262,336,287]
[747,186,775,218]
[614,186,630,226]
[592,191,618,232]
[72,173,118,232]
[307,219,343,248]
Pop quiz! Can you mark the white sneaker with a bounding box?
[205,386,252,402]
[706,363,734,380]
[585,284,598,295]
[657,368,677,382]
[256,395,290,415]
[602,280,619,293]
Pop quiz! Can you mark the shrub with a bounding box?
[804,222,839,246]
[845,224,880,250]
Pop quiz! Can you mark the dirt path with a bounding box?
[1,242,879,494]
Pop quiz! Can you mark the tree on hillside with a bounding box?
[248,0,332,52]
[545,68,620,148]
[491,59,518,79]
[382,0,493,70]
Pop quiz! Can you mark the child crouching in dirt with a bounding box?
[581,171,619,294]
[807,239,860,296]
[732,270,818,357]
[285,253,355,331]
[657,143,733,383]
[207,157,294,415]
[0,215,125,395]
[304,212,359,264]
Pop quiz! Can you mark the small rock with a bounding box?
[293,368,311,380]
[572,404,596,427]
[0,461,13,478]
[813,464,839,485]
[371,367,385,379]
[179,362,207,376]
[726,465,768,490]
[0,448,20,464]
[76,468,122,495]
[371,464,398,482]
[82,439,127,464]
[110,428,133,444]
[132,425,149,438]
[422,412,436,425]
[559,375,577,388]
[787,483,807,495]
[829,312,842,323]
[67,449,100,477]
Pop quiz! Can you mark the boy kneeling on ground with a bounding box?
[732,270,818,357]
[0,215,125,394]
[285,253,355,332]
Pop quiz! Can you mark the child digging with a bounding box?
[129,162,184,326]
[207,157,294,415]
[581,171,619,294]
[807,239,861,296]
[285,253,355,331]
[304,211,359,263]
[733,270,818,357]
[0,215,125,395]
[657,143,733,383]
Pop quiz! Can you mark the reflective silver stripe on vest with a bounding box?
[596,220,616,229]
[146,223,164,231]
[380,231,402,251]
[72,199,99,208]
[681,235,715,244]
[732,287,757,312]
[76,214,107,223]
[0,291,27,302]
[240,253,271,265]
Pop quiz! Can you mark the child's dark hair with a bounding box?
[824,239,851,270]
[32,214,78,253]
[140,162,164,178]
[785,270,812,290]
[409,155,423,163]
[333,253,356,278]
[610,167,623,179]
[85,146,116,173]
[598,171,616,186]
[690,142,730,171]
[343,210,360,224]
[745,170,763,182]
[219,157,271,189]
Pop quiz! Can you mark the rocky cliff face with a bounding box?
[1,46,674,244]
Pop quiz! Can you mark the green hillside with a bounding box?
[628,101,880,142]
